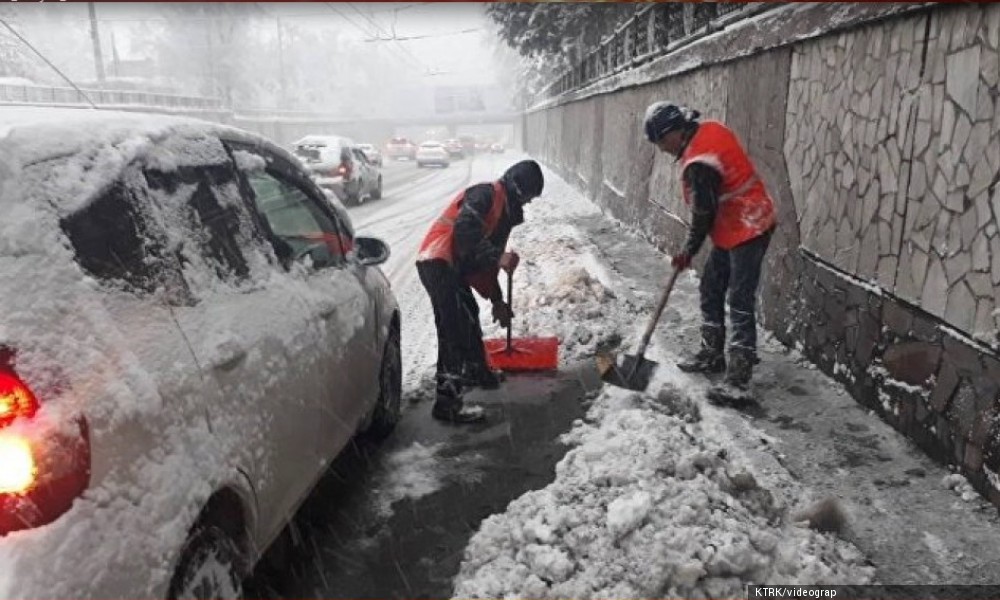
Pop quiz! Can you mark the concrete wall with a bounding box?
[526,3,1000,505]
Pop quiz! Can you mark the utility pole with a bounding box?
[276,17,287,108]
[87,2,105,83]
[110,28,120,78]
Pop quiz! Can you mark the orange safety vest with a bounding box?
[680,121,776,250]
[417,181,507,266]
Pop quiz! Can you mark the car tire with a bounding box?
[372,176,383,200]
[168,525,243,600]
[348,184,363,206]
[416,162,424,168]
[367,325,401,440]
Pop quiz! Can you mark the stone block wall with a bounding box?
[525,3,1000,505]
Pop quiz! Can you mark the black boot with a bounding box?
[461,362,504,390]
[707,347,755,406]
[677,325,726,374]
[432,396,486,423]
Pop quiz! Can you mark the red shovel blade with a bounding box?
[484,336,559,372]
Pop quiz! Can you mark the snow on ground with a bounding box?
[452,161,875,597]
[371,442,445,517]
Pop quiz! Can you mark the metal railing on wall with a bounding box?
[537,3,777,103]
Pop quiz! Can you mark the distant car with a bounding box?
[385,137,417,161]
[443,138,465,159]
[458,135,477,156]
[475,140,490,153]
[0,107,402,599]
[357,143,383,167]
[415,141,450,168]
[292,136,382,205]
[490,142,505,154]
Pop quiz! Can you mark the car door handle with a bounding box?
[208,342,248,371]
[318,302,338,320]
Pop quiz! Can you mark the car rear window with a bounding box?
[144,163,251,284]
[61,170,171,296]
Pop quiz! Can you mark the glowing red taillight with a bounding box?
[0,435,35,495]
[336,161,352,178]
[0,359,90,535]
[0,370,39,428]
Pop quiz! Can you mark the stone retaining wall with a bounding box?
[525,3,1000,505]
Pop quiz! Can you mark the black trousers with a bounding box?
[699,229,773,354]
[417,259,489,399]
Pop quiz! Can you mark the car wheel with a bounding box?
[416,162,424,168]
[367,325,401,439]
[372,176,383,200]
[168,525,243,600]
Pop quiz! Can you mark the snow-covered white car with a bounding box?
[0,108,402,599]
[292,135,382,205]
[415,141,450,168]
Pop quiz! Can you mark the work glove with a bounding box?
[499,251,520,274]
[492,300,514,329]
[671,252,692,271]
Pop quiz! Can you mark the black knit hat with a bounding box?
[643,101,700,143]
[502,159,544,200]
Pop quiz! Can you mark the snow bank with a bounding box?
[454,387,871,598]
[479,174,635,364]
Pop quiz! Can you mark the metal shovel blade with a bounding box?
[596,352,658,391]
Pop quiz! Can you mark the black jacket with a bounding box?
[453,180,525,300]
[681,163,722,257]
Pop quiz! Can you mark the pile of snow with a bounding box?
[942,473,981,503]
[479,176,642,363]
[454,386,873,598]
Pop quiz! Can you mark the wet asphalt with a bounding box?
[244,362,602,599]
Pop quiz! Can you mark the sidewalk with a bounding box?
[452,161,1000,597]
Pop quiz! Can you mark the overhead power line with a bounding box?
[364,27,483,42]
[322,2,430,75]
[12,3,431,24]
[345,2,436,73]
[0,17,97,108]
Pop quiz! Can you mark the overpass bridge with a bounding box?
[0,82,523,148]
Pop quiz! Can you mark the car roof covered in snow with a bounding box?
[0,107,290,168]
[292,134,353,148]
[0,107,303,217]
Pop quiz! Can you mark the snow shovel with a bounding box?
[483,270,559,372]
[596,266,681,391]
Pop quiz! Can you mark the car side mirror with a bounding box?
[355,236,390,267]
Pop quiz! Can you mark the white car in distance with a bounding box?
[415,141,450,168]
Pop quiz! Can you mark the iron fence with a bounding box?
[537,3,778,103]
[0,83,225,111]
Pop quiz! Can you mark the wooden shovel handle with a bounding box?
[633,267,681,360]
[506,269,513,351]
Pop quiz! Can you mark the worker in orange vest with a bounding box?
[644,102,776,405]
[417,160,545,423]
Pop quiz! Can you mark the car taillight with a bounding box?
[0,436,35,494]
[337,162,352,178]
[0,370,39,428]
[0,362,90,536]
